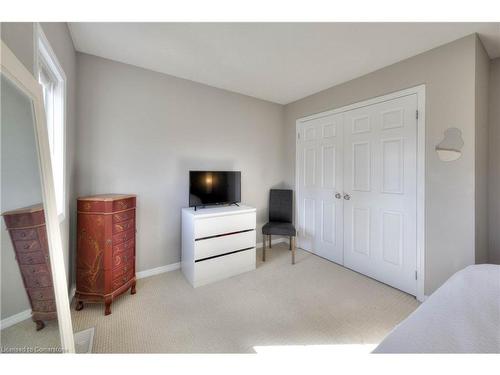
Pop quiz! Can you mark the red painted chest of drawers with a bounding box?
[75,194,137,315]
[2,204,56,331]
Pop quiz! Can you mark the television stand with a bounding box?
[193,202,239,211]
[181,205,256,287]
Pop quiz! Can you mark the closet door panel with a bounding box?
[343,94,418,295]
[297,114,344,264]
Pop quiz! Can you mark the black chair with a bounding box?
[262,189,296,264]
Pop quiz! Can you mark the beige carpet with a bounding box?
[1,243,419,353]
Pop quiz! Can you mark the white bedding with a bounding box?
[374,264,500,353]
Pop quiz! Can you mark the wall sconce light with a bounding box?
[436,128,464,162]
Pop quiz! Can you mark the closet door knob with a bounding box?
[343,193,351,200]
[335,192,342,199]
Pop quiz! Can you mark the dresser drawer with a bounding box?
[16,250,47,265]
[32,299,56,313]
[113,237,135,254]
[112,228,135,245]
[194,248,256,287]
[3,210,45,229]
[194,212,256,239]
[112,259,134,278]
[20,264,53,289]
[194,229,256,261]
[113,197,135,211]
[14,239,43,253]
[11,228,38,241]
[112,248,134,269]
[113,218,135,234]
[112,269,134,290]
[113,209,135,223]
[28,287,55,301]
[78,200,105,213]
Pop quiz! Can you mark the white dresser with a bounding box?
[181,205,256,287]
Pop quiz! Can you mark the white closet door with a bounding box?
[343,94,418,295]
[297,114,344,264]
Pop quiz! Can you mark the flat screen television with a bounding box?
[189,171,241,209]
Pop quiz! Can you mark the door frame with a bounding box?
[295,85,426,302]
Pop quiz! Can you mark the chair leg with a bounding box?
[292,236,296,265]
[289,236,292,250]
[262,235,266,262]
[269,234,272,248]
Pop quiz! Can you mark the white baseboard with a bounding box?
[2,283,77,330]
[0,309,31,330]
[136,262,181,279]
[136,238,286,280]
[2,239,286,329]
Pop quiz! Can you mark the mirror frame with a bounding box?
[1,40,75,353]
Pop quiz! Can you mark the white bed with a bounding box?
[374,264,500,353]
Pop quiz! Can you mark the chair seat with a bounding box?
[262,221,296,236]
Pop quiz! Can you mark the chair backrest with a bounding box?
[269,189,293,223]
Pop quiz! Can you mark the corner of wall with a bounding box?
[488,58,500,264]
[474,35,490,264]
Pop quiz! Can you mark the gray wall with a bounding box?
[284,35,480,295]
[489,58,500,264]
[1,22,76,319]
[75,53,286,272]
[474,37,490,264]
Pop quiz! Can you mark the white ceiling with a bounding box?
[68,23,500,104]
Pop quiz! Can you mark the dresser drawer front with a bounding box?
[113,237,135,254]
[32,299,56,313]
[194,212,256,239]
[14,239,43,253]
[113,197,135,211]
[112,228,135,245]
[20,264,53,289]
[11,228,38,241]
[16,251,47,265]
[113,209,135,223]
[113,218,135,234]
[112,259,134,278]
[194,248,256,287]
[194,230,256,261]
[112,248,134,269]
[112,269,134,290]
[28,287,55,301]
[3,210,45,229]
[78,200,105,213]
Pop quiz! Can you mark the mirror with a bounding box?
[1,41,74,353]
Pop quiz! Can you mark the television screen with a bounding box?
[189,171,241,208]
